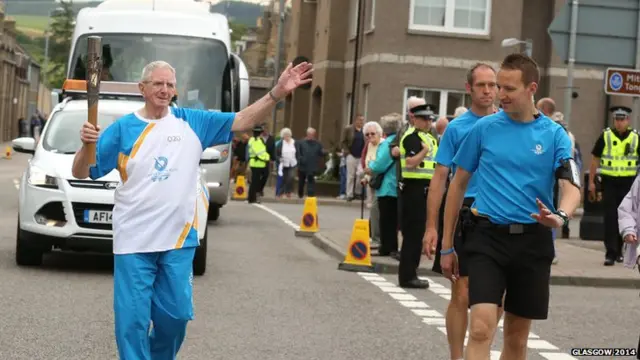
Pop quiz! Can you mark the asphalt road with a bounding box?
[260,202,640,359]
[1,152,638,360]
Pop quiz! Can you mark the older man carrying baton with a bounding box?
[71,60,312,360]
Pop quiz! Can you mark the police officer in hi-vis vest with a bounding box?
[248,125,271,204]
[397,103,439,288]
[589,106,640,266]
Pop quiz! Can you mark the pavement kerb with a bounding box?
[260,197,362,209]
[264,196,587,216]
[308,232,640,290]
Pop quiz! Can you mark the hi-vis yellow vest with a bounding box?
[400,127,438,179]
[600,128,639,177]
[248,137,269,168]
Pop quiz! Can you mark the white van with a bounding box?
[66,0,250,221]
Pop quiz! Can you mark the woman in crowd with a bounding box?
[367,113,402,259]
[275,127,297,198]
[361,121,384,248]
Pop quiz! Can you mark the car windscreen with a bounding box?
[69,33,229,111]
[42,110,123,154]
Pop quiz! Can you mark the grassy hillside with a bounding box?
[7,0,264,27]
[11,15,49,37]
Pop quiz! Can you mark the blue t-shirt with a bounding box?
[434,109,483,198]
[452,111,573,225]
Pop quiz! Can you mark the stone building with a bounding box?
[0,12,44,143]
[284,0,623,162]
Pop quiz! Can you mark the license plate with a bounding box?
[83,210,112,224]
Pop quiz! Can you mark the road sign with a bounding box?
[604,68,640,96]
[548,0,640,68]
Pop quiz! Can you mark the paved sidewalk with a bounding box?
[308,228,639,289]
[257,186,362,208]
[258,187,585,215]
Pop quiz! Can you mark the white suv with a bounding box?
[12,87,212,275]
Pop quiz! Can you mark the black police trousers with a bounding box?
[248,166,268,203]
[602,175,635,260]
[399,180,429,284]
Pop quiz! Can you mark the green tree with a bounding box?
[46,0,75,88]
[229,21,248,44]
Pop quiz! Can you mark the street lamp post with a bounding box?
[501,37,533,57]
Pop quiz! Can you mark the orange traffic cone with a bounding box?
[294,197,319,237]
[231,175,248,201]
[338,219,374,272]
[4,146,11,159]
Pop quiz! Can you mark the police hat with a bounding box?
[252,125,264,133]
[410,104,437,119]
[611,106,632,118]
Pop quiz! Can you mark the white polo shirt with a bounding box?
[89,107,235,254]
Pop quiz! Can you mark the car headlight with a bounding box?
[27,165,58,189]
[213,144,230,163]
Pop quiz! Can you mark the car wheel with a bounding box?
[208,204,220,222]
[15,216,43,266]
[193,228,207,276]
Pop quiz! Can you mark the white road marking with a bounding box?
[13,178,19,190]
[422,317,446,326]
[256,203,578,359]
[371,281,397,288]
[399,300,430,308]
[379,286,407,293]
[388,293,417,301]
[412,309,442,317]
[253,203,300,230]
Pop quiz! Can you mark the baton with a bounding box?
[86,36,103,166]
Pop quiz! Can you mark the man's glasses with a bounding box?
[144,81,176,90]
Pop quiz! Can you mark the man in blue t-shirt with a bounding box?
[423,62,500,360]
[441,54,581,359]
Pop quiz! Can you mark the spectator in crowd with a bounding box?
[341,114,365,201]
[260,125,276,196]
[361,121,384,249]
[275,127,297,198]
[537,97,556,117]
[337,154,347,200]
[18,117,28,137]
[453,106,468,118]
[296,127,324,198]
[435,116,449,139]
[368,113,402,260]
[232,133,249,181]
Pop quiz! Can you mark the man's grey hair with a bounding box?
[363,121,383,136]
[140,61,176,82]
[306,127,316,135]
[453,106,468,118]
[379,113,402,135]
[280,127,292,138]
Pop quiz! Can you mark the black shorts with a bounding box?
[465,216,554,320]
[433,197,475,277]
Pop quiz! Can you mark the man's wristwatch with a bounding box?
[555,209,569,226]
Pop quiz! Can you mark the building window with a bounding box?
[349,0,358,37]
[402,87,471,120]
[409,0,491,35]
[350,0,375,36]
